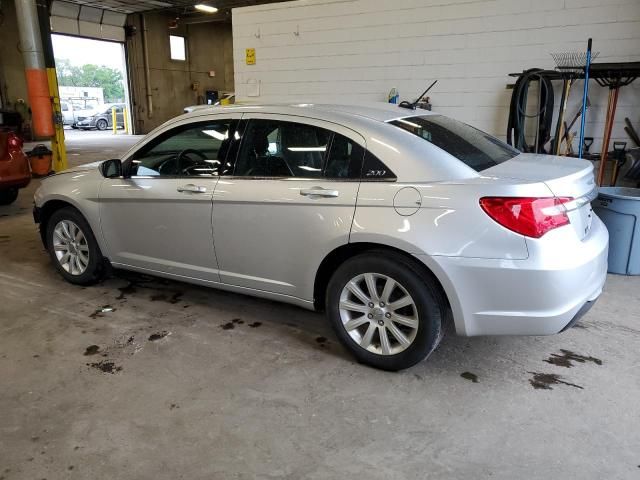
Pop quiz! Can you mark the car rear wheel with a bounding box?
[96,119,108,130]
[326,252,443,371]
[46,207,105,285]
[0,188,19,205]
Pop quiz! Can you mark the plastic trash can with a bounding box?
[27,144,52,177]
[592,187,640,275]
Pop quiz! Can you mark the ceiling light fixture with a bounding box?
[194,4,218,13]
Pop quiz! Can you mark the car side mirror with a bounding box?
[101,158,122,178]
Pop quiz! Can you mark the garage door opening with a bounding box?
[51,34,132,134]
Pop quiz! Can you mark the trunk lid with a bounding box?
[484,153,597,240]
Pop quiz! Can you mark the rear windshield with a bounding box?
[389,115,519,172]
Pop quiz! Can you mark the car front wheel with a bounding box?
[96,119,108,130]
[326,252,443,371]
[46,207,105,285]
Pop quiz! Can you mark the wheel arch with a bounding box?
[313,242,455,327]
[37,199,104,256]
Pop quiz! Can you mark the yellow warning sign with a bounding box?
[246,48,256,65]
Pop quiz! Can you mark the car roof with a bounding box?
[181,102,437,124]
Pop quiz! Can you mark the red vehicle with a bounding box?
[0,130,31,205]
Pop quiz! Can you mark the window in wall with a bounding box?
[169,35,186,61]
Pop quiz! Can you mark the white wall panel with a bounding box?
[233,0,640,149]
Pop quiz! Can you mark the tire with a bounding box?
[46,207,105,285]
[326,252,443,371]
[0,188,19,205]
[96,119,108,131]
[71,125,78,129]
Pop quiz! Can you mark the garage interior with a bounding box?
[1,0,640,478]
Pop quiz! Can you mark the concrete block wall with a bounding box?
[0,0,30,111]
[232,0,640,151]
[126,13,235,133]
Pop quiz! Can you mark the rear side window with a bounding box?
[389,115,519,172]
[233,119,364,179]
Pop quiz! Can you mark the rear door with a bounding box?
[211,114,365,300]
[99,115,240,281]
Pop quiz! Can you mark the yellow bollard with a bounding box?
[112,106,117,134]
[46,68,68,171]
[123,106,129,134]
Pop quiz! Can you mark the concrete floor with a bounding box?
[1,130,639,480]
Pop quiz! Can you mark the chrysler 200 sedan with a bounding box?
[33,103,608,370]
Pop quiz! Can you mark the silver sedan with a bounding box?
[33,103,608,370]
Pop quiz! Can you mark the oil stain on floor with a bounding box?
[460,372,478,383]
[544,349,603,368]
[528,372,583,390]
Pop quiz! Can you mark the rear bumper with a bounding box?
[417,216,609,336]
[560,299,596,332]
[0,177,31,190]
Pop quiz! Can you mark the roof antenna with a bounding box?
[399,80,438,110]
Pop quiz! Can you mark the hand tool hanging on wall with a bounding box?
[551,44,599,157]
[506,69,554,153]
[578,39,593,159]
[610,142,627,186]
[592,62,640,185]
[625,118,640,147]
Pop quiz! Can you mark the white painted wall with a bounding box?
[232,0,640,151]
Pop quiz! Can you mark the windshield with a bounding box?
[389,115,519,172]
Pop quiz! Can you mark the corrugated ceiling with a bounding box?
[58,0,293,15]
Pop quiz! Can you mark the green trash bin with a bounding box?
[592,187,640,275]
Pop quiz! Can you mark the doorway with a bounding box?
[51,34,132,134]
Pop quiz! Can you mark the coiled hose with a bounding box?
[507,69,554,153]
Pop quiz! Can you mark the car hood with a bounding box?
[51,161,104,176]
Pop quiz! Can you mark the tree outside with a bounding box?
[55,58,125,103]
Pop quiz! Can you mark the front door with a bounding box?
[99,116,239,281]
[212,114,365,301]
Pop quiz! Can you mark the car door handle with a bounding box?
[177,184,207,193]
[299,187,339,198]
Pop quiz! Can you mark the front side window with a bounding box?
[389,115,519,172]
[233,119,364,179]
[130,120,233,177]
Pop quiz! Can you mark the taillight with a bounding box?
[479,196,573,238]
[7,132,23,152]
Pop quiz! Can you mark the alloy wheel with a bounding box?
[338,273,419,355]
[52,220,90,275]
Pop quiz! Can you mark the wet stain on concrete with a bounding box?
[87,360,122,374]
[544,349,602,368]
[221,322,235,330]
[150,292,183,304]
[68,466,74,471]
[249,322,262,328]
[315,336,328,344]
[89,305,115,319]
[528,372,583,390]
[116,282,136,300]
[170,403,180,410]
[83,345,100,356]
[148,331,169,342]
[232,318,244,325]
[460,372,479,383]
